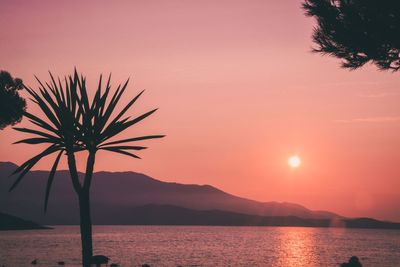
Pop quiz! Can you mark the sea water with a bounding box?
[0,226,399,266]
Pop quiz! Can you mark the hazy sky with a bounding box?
[1,0,399,221]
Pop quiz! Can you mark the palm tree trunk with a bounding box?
[66,151,84,194]
[80,151,96,267]
[79,191,93,267]
[67,151,96,267]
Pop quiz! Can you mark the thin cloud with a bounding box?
[335,116,400,123]
[358,92,399,98]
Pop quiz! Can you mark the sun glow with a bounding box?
[288,155,301,168]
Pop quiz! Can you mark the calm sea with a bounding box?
[0,226,399,266]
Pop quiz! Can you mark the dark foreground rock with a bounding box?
[341,256,363,267]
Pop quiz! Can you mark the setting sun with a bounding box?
[288,156,301,168]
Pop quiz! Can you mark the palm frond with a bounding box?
[9,145,60,192]
[99,135,165,147]
[23,111,60,136]
[24,85,61,129]
[100,109,158,143]
[44,150,63,212]
[100,147,141,159]
[99,145,147,150]
[13,127,60,142]
[104,89,144,130]
[13,137,55,145]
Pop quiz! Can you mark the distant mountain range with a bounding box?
[0,212,49,230]
[0,162,339,225]
[1,161,397,229]
[113,204,400,229]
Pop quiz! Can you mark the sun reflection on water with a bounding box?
[277,227,318,267]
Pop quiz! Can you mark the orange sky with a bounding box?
[1,0,400,221]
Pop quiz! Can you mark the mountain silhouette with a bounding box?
[0,212,49,230]
[0,162,339,224]
[111,204,400,229]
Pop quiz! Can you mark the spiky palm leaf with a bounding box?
[11,69,164,211]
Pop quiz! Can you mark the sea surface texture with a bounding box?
[0,226,399,266]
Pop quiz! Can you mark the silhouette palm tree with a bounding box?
[9,69,164,267]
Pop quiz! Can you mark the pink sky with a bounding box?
[1,0,400,221]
